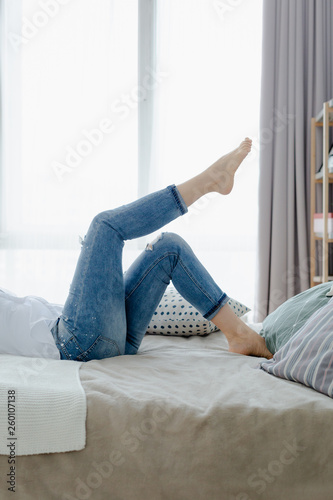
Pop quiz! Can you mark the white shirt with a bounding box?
[0,288,62,359]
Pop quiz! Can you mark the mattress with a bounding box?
[0,328,332,499]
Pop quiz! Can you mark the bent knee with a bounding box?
[91,210,113,226]
[161,232,186,246]
[145,232,188,252]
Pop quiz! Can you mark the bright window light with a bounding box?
[150,0,263,308]
[1,0,263,312]
[5,0,138,239]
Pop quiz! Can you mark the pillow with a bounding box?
[259,282,333,354]
[260,298,333,398]
[146,285,250,337]
[326,283,333,297]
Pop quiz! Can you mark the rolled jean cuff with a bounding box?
[204,293,230,321]
[169,184,188,215]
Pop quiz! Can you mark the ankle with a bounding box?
[176,173,213,208]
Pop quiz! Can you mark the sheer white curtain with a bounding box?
[1,0,138,301]
[1,0,263,312]
[149,0,263,311]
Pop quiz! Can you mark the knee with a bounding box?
[91,210,112,226]
[161,232,186,248]
[89,210,121,237]
[146,232,188,253]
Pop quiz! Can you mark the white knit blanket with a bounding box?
[0,355,86,456]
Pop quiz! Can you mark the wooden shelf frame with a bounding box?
[313,275,333,283]
[310,99,333,286]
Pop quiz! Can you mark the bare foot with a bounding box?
[228,330,273,359]
[211,303,273,359]
[207,137,252,195]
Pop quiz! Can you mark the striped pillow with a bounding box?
[260,299,333,398]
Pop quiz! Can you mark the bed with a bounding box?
[0,324,332,500]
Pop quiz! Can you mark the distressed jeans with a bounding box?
[50,185,229,361]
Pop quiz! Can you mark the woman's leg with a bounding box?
[51,137,271,360]
[124,137,272,359]
[124,232,272,359]
[124,232,229,354]
[176,137,252,205]
[174,138,272,357]
[51,185,189,361]
[210,305,272,358]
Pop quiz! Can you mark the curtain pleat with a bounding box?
[255,0,333,321]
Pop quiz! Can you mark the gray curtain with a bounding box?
[255,0,333,321]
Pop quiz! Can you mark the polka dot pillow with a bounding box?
[146,286,250,337]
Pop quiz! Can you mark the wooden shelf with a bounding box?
[314,236,333,242]
[315,170,333,182]
[313,276,333,283]
[315,99,333,122]
[314,122,333,127]
[310,99,333,287]
[314,176,333,183]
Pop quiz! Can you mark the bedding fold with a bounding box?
[0,355,86,456]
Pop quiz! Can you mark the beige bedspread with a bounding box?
[0,330,332,500]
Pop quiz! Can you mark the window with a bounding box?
[1,0,263,312]
[1,0,139,300]
[150,0,263,310]
[3,0,138,236]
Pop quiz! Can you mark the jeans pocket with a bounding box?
[77,336,121,362]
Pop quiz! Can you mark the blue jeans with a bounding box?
[50,185,229,361]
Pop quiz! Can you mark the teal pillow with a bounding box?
[260,282,333,354]
[260,298,333,398]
